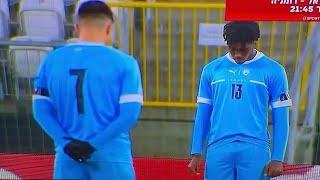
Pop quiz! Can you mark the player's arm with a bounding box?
[271,107,289,161]
[88,58,143,148]
[32,56,69,148]
[189,68,213,173]
[190,104,212,155]
[265,65,291,177]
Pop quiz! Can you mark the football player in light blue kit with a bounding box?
[188,21,291,180]
[32,1,142,179]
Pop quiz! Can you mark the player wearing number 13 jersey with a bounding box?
[32,1,142,179]
[189,22,291,180]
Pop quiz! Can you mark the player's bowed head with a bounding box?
[75,0,114,45]
[223,21,260,64]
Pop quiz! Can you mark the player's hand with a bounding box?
[188,155,202,174]
[264,160,284,177]
[63,137,96,163]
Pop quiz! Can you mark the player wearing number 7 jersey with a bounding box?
[32,1,142,179]
[188,21,291,180]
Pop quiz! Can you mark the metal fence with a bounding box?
[0,2,313,108]
[108,2,312,108]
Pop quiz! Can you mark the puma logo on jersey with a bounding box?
[228,70,236,75]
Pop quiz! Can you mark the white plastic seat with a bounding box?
[0,0,10,40]
[9,36,53,98]
[19,0,66,40]
[0,0,10,99]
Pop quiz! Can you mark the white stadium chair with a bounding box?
[9,36,53,99]
[0,0,10,100]
[19,0,66,40]
[0,0,10,40]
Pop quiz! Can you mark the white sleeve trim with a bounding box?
[32,95,52,102]
[271,99,292,108]
[211,79,225,86]
[197,97,212,105]
[249,80,267,87]
[119,94,143,104]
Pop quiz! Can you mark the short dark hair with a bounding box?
[223,21,260,45]
[77,1,114,22]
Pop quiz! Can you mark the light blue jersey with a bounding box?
[195,51,291,149]
[33,42,143,163]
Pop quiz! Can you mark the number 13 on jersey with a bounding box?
[232,84,242,99]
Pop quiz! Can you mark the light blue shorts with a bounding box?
[54,156,135,180]
[205,140,271,180]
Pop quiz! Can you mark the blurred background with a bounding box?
[0,0,319,179]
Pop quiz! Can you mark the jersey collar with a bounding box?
[66,41,108,47]
[226,50,264,65]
